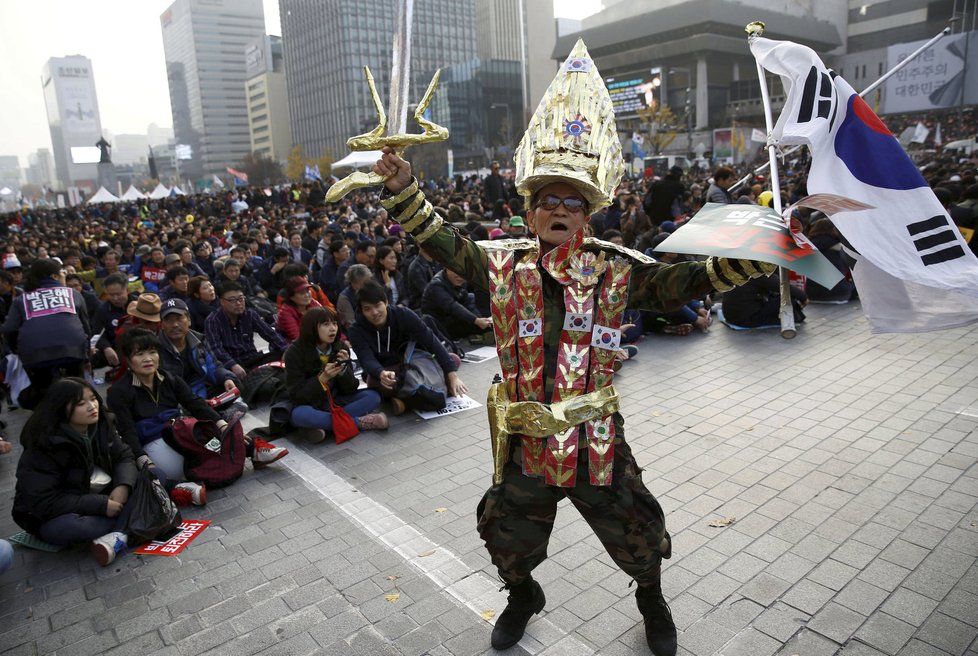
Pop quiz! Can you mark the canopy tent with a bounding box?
[120,185,146,201]
[169,185,187,197]
[944,138,977,154]
[87,187,121,204]
[331,150,384,171]
[0,187,13,196]
[148,183,170,199]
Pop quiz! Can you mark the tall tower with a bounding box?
[245,35,292,165]
[41,56,104,190]
[160,0,265,182]
[280,0,477,162]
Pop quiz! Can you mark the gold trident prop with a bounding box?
[324,68,449,203]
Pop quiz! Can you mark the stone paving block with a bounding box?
[896,638,956,655]
[718,627,781,656]
[914,612,976,656]
[704,596,764,633]
[881,587,939,626]
[808,601,867,644]
[808,558,861,591]
[858,559,913,593]
[35,619,97,654]
[394,618,456,656]
[103,630,166,656]
[562,583,620,621]
[753,601,811,642]
[668,592,713,631]
[774,628,843,656]
[738,572,791,607]
[675,618,733,656]
[855,612,916,655]
[781,578,835,615]
[687,571,740,606]
[49,597,106,631]
[56,631,121,656]
[575,606,634,648]
[838,642,890,655]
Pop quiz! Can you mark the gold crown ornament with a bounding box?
[514,39,624,212]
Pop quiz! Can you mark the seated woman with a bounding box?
[187,276,219,333]
[336,264,372,331]
[284,307,388,443]
[805,217,857,303]
[373,245,408,306]
[12,377,137,566]
[276,276,322,343]
[108,328,288,501]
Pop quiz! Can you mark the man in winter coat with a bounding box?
[420,269,492,340]
[158,298,238,399]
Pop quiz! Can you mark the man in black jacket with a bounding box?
[406,247,438,310]
[642,166,686,226]
[420,269,492,340]
[158,298,238,399]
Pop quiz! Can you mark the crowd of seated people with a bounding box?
[0,134,973,569]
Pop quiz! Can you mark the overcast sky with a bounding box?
[0,0,600,166]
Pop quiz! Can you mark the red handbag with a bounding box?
[322,382,359,444]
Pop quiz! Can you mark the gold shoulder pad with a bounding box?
[583,237,657,264]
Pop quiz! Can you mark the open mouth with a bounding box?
[551,221,568,231]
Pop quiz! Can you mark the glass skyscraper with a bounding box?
[161,0,266,182]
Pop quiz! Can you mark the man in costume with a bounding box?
[372,40,773,656]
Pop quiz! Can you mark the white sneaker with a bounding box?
[252,438,289,468]
[171,482,207,506]
[90,531,127,567]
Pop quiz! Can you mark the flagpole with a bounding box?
[747,21,795,339]
[730,21,956,194]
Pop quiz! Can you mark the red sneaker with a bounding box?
[170,482,207,506]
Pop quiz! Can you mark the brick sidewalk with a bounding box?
[1,301,976,655]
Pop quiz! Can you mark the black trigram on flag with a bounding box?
[798,66,838,130]
[907,215,966,265]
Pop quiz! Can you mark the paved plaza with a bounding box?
[1,301,977,656]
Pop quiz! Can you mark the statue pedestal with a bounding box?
[97,162,117,193]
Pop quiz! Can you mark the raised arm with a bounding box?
[373,148,491,293]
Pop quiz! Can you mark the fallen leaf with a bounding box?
[434,508,447,513]
[386,575,400,581]
[708,516,736,528]
[481,609,496,621]
[417,549,436,557]
[385,593,400,603]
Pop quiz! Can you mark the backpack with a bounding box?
[247,295,277,325]
[165,416,246,488]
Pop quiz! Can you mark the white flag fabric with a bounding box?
[212,174,225,189]
[935,122,942,147]
[911,122,929,144]
[750,36,978,333]
[632,132,645,146]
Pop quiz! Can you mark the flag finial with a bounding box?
[745,21,765,38]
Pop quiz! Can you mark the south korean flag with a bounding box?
[751,36,978,333]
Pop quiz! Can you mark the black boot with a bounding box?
[636,580,677,656]
[490,577,546,650]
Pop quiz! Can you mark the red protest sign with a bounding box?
[134,520,210,556]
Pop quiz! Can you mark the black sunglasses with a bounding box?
[535,195,588,213]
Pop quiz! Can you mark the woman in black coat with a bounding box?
[284,306,386,444]
[13,377,137,565]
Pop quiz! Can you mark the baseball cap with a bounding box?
[509,216,525,228]
[2,255,22,270]
[160,298,190,318]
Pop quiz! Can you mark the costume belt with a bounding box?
[488,383,619,485]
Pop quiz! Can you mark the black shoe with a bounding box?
[636,582,677,656]
[491,578,546,650]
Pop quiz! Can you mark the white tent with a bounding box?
[944,138,977,154]
[169,185,187,196]
[331,150,384,171]
[0,187,12,196]
[148,183,170,199]
[87,186,121,204]
[120,185,146,201]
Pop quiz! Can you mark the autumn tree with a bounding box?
[286,144,306,181]
[636,104,679,155]
[237,151,284,185]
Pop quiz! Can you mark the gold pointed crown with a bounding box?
[514,39,623,212]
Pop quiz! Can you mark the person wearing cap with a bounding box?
[2,259,91,409]
[506,216,527,238]
[158,298,237,399]
[370,40,776,656]
[3,254,24,287]
[276,276,322,343]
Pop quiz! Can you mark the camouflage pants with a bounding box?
[476,436,671,587]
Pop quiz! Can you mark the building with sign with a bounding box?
[245,35,291,164]
[160,0,265,183]
[40,55,104,191]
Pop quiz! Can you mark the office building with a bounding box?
[40,55,104,190]
[160,0,265,182]
[280,0,477,163]
[245,35,292,163]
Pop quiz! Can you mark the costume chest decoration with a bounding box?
[485,232,647,488]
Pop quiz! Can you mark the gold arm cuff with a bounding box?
[503,385,620,438]
[740,260,763,278]
[401,198,432,232]
[381,179,419,209]
[718,259,749,286]
[415,213,444,243]
[706,257,735,292]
